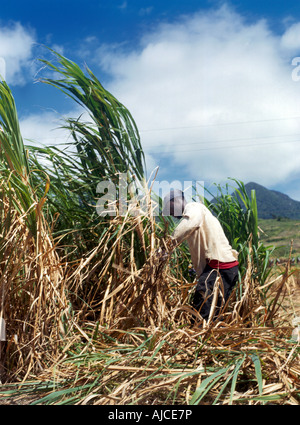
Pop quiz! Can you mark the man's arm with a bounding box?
[172,204,202,244]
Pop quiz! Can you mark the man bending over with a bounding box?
[163,189,239,323]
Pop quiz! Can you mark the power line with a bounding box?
[144,132,300,149]
[23,115,300,141]
[27,131,300,144]
[22,115,300,154]
[145,138,300,154]
[25,133,300,153]
[139,115,300,133]
[28,129,300,150]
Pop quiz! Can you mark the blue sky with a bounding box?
[1,1,300,201]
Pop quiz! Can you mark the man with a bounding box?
[162,189,239,323]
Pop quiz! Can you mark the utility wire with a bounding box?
[145,138,300,154]
[139,115,300,133]
[27,114,300,140]
[144,132,300,149]
[23,115,300,153]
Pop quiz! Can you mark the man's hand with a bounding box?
[155,237,177,262]
[165,236,177,251]
[155,247,169,262]
[188,263,196,279]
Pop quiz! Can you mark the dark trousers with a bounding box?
[192,264,239,321]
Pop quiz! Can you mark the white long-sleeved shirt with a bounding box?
[172,202,239,276]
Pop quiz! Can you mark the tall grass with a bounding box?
[0,50,149,381]
[0,80,69,381]
[1,208,298,404]
[29,49,145,254]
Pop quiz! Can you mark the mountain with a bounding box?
[242,182,300,220]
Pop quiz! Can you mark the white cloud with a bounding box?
[281,22,300,51]
[0,57,5,80]
[20,111,70,148]
[92,4,300,200]
[19,107,96,160]
[0,22,36,85]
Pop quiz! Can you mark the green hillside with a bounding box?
[258,218,300,259]
[244,182,300,220]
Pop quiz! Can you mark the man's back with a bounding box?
[172,202,238,276]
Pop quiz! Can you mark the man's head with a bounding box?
[162,189,186,219]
